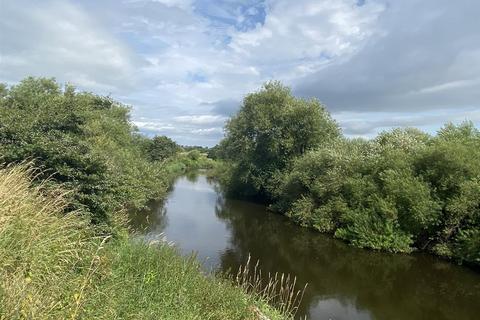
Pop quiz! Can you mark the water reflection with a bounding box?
[130,175,480,320]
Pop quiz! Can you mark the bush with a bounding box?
[277,124,480,262]
[0,77,170,225]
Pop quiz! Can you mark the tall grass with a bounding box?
[233,255,307,318]
[0,165,102,319]
[0,165,287,320]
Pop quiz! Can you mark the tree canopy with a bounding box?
[220,81,340,200]
[147,135,181,162]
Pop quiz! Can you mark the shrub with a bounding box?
[0,77,170,225]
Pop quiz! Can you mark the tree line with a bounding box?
[0,77,212,228]
[215,81,480,266]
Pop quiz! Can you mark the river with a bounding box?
[130,173,480,320]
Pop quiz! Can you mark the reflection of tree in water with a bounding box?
[129,200,169,240]
[207,176,224,195]
[185,171,199,183]
[214,196,480,320]
[143,205,169,243]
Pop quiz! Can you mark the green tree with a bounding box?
[0,77,170,225]
[414,122,480,261]
[0,83,7,99]
[220,81,340,200]
[217,81,480,264]
[147,135,180,161]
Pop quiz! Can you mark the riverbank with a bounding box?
[132,173,480,320]
[215,83,480,267]
[0,165,284,319]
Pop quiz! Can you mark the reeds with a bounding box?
[233,255,307,318]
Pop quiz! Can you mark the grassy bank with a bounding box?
[0,165,284,320]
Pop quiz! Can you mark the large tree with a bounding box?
[220,81,340,201]
[148,135,180,161]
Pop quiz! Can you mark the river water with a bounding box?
[130,173,480,320]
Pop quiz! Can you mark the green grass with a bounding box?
[83,241,282,320]
[0,165,285,320]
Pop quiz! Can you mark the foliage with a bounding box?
[219,81,340,201]
[415,123,480,263]
[0,78,288,319]
[216,81,480,265]
[147,135,181,161]
[182,145,210,153]
[278,124,480,262]
[164,150,216,174]
[0,77,171,225]
[207,144,223,160]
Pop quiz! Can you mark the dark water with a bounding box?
[130,173,480,320]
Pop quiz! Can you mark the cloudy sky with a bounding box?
[1,0,479,146]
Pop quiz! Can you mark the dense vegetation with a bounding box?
[0,165,283,319]
[0,77,287,319]
[217,82,480,266]
[147,135,181,161]
[218,81,340,202]
[0,77,211,227]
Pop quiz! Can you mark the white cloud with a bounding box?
[133,121,177,132]
[296,0,480,113]
[228,0,385,77]
[1,0,479,145]
[174,115,227,125]
[335,108,480,137]
[0,0,141,92]
[191,127,224,135]
[415,79,480,94]
[151,0,194,9]
[124,0,194,10]
[123,0,388,145]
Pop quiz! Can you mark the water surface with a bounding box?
[130,174,480,320]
